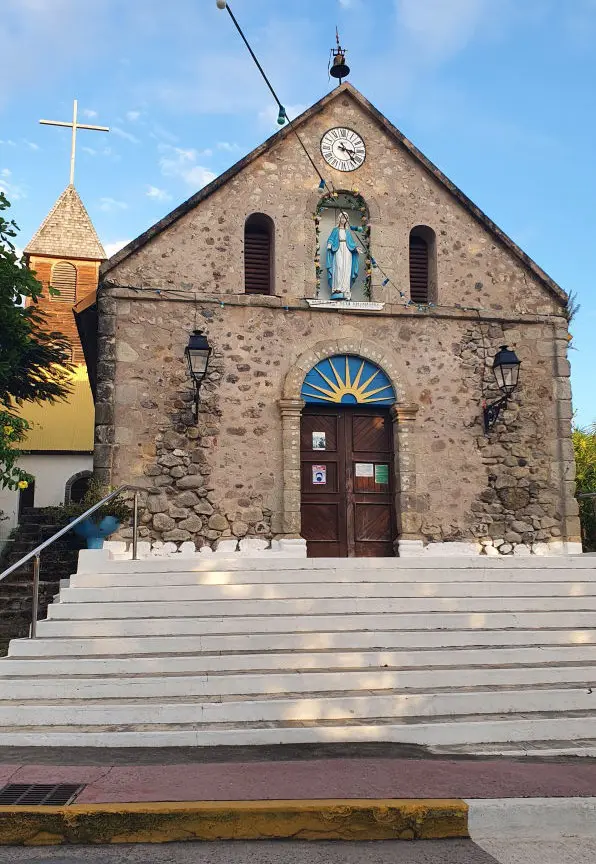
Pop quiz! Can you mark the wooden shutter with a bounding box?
[409,235,429,303]
[244,219,271,295]
[50,261,77,303]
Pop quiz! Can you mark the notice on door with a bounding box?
[375,464,389,485]
[312,431,326,450]
[355,462,374,477]
[312,465,327,485]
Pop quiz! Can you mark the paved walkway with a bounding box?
[1,747,596,803]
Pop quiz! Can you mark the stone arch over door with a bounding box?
[279,339,419,547]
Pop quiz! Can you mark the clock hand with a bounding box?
[338,142,356,158]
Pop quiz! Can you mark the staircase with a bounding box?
[0,553,595,751]
[0,509,83,655]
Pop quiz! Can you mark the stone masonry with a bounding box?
[91,84,580,554]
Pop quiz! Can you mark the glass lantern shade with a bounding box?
[492,345,520,395]
[185,330,211,384]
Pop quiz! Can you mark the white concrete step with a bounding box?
[33,610,596,637]
[47,596,596,619]
[9,627,595,657]
[70,566,596,589]
[59,582,596,602]
[1,666,595,701]
[4,644,596,676]
[3,553,596,750]
[0,687,593,725]
[76,556,596,576]
[0,714,593,748]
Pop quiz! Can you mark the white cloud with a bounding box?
[158,144,216,188]
[103,239,131,258]
[217,141,241,153]
[98,197,128,212]
[0,140,16,147]
[396,0,490,66]
[126,110,141,122]
[82,146,97,156]
[23,140,40,151]
[146,185,172,202]
[0,168,25,201]
[112,126,140,144]
[83,108,98,119]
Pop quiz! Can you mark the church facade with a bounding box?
[84,84,580,557]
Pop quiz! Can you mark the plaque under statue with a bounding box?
[326,211,360,301]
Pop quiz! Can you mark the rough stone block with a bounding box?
[153,513,176,531]
[176,475,204,490]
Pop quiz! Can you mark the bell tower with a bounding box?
[24,184,106,363]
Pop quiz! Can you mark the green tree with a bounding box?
[0,192,72,490]
[573,422,596,552]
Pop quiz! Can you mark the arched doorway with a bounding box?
[300,355,396,557]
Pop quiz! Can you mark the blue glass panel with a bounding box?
[301,355,395,405]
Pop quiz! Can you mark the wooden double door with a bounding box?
[300,406,396,557]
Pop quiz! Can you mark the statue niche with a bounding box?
[315,192,370,302]
[326,211,359,300]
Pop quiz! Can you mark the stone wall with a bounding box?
[94,85,579,553]
[106,90,562,318]
[94,290,579,552]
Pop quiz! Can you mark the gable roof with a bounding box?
[25,184,106,261]
[102,83,566,304]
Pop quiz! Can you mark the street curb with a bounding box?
[0,798,469,845]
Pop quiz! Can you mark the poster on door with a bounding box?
[312,465,327,485]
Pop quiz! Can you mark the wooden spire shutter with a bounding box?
[50,261,77,303]
[409,234,429,303]
[244,214,273,295]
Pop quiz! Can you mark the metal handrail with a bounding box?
[0,484,143,638]
[578,493,596,499]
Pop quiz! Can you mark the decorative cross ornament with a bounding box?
[39,99,109,186]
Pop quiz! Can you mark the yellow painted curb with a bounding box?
[0,798,469,845]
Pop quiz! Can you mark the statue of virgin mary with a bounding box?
[326,211,359,301]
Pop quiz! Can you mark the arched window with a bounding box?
[65,471,92,505]
[244,214,274,295]
[50,261,77,303]
[409,226,436,304]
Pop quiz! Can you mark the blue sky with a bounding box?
[1,0,594,426]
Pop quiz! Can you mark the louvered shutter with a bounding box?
[409,235,428,303]
[244,222,271,295]
[50,261,77,303]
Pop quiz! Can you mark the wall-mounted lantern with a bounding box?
[184,330,212,422]
[483,345,521,433]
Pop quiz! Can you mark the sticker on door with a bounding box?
[312,465,327,485]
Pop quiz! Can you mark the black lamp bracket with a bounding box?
[483,395,509,434]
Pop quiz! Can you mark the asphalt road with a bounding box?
[4,839,596,864]
[0,840,501,863]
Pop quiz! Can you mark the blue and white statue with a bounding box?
[326,211,359,301]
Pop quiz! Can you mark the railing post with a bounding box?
[132,491,139,561]
[31,554,40,639]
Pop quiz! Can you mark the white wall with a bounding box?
[0,454,93,553]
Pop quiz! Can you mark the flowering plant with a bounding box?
[0,411,33,491]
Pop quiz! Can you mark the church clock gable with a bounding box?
[102,83,565,315]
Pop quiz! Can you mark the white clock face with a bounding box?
[320,127,366,172]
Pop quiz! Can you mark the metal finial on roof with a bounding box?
[329,28,350,84]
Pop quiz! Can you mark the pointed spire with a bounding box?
[25,184,106,260]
